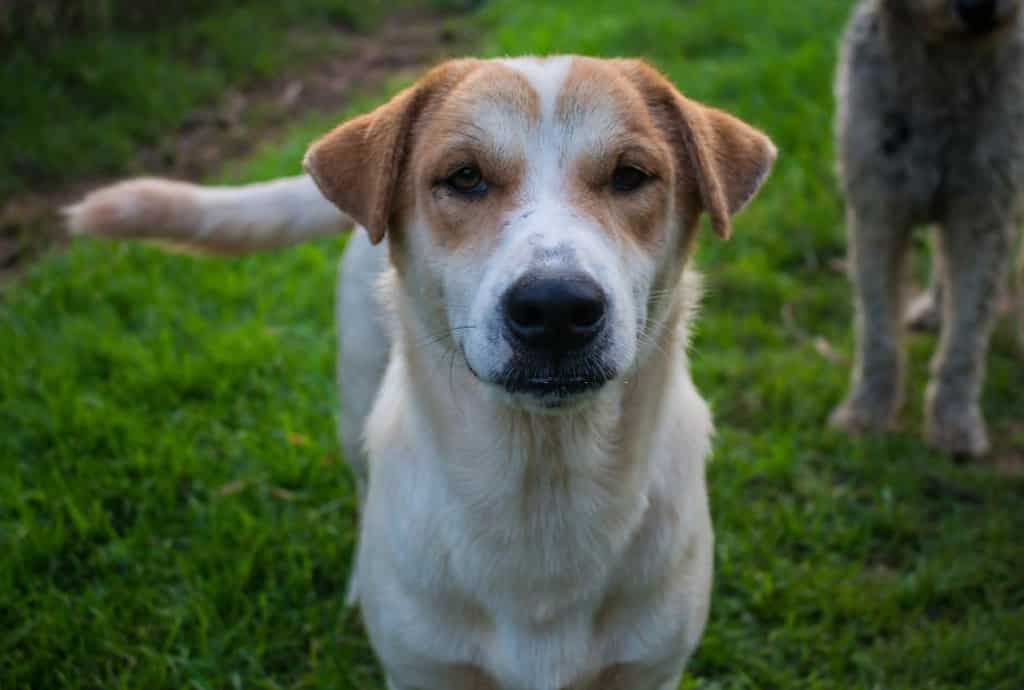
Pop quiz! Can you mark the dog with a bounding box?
[830,0,1024,456]
[67,56,776,689]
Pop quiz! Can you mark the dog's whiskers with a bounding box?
[416,324,478,349]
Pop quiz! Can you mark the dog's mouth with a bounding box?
[498,364,615,398]
[464,350,617,408]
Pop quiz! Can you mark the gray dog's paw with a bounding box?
[905,291,942,332]
[828,396,897,435]
[924,386,990,457]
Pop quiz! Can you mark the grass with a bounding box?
[0,0,389,199]
[2,1,1023,688]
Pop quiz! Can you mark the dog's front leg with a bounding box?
[831,207,913,434]
[907,228,1022,335]
[924,212,1013,456]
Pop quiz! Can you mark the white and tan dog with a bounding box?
[68,56,775,690]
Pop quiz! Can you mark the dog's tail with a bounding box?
[65,175,350,254]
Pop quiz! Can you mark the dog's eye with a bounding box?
[446,165,488,196]
[611,165,652,193]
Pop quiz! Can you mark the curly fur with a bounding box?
[831,0,1024,455]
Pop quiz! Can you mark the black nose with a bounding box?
[503,274,607,353]
[957,0,998,31]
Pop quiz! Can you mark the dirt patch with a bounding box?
[0,9,467,287]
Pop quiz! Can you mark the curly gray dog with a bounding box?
[830,0,1024,456]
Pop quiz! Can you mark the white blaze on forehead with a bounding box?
[492,56,635,175]
[481,56,628,261]
[495,56,575,125]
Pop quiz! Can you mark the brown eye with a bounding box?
[611,165,652,193]
[446,165,488,195]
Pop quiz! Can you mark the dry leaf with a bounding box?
[286,432,311,447]
[217,479,250,497]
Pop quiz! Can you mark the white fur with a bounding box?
[349,57,713,690]
[66,175,349,253]
[66,56,758,690]
[438,58,658,410]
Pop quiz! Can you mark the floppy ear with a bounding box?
[618,60,777,239]
[674,99,777,238]
[303,60,476,244]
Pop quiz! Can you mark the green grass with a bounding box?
[0,0,387,199]
[3,1,1024,688]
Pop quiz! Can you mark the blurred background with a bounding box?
[1,0,452,274]
[1,1,1022,689]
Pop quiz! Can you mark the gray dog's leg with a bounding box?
[831,208,912,432]
[924,212,1013,456]
[907,230,1023,334]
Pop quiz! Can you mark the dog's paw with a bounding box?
[924,386,989,457]
[64,178,198,240]
[828,396,897,435]
[905,291,941,332]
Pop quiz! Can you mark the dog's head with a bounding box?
[885,0,1022,37]
[305,57,774,411]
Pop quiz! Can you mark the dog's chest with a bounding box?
[360,356,714,690]
[839,16,1024,216]
[363,451,694,690]
[379,518,690,690]
[427,660,663,690]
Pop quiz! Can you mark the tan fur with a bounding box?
[557,60,676,248]
[304,60,483,244]
[66,56,776,690]
[411,64,539,250]
[305,58,776,250]
[613,60,777,240]
[313,59,774,689]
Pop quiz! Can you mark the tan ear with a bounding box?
[617,60,776,239]
[302,60,476,244]
[675,98,777,238]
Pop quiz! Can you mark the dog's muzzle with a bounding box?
[498,272,614,398]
